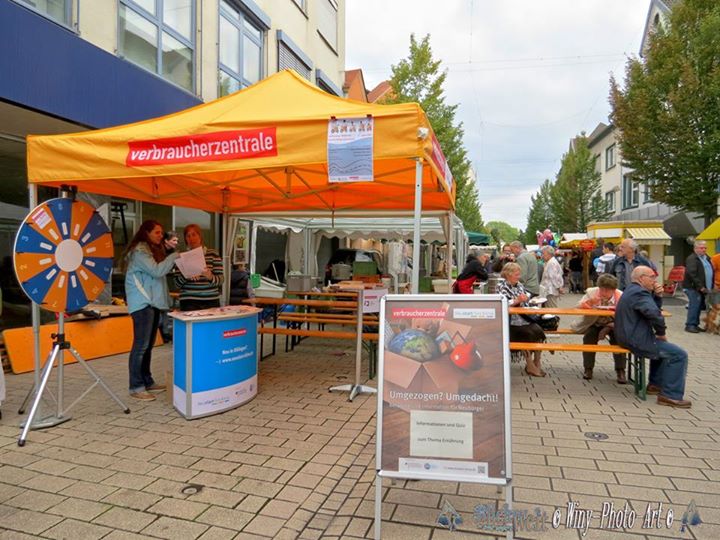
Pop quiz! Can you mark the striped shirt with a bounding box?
[174,246,223,304]
[497,280,530,326]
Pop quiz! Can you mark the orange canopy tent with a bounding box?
[26,69,455,216]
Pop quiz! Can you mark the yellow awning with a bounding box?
[625,227,671,245]
[697,218,720,240]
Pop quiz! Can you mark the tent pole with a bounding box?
[446,212,454,288]
[411,159,422,294]
[222,214,235,305]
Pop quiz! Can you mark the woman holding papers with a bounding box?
[124,220,180,401]
[175,224,224,311]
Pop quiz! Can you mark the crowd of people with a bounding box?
[454,236,711,409]
[122,220,254,402]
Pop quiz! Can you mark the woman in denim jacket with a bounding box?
[123,220,179,401]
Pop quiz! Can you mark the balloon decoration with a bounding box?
[536,228,557,247]
[13,198,114,313]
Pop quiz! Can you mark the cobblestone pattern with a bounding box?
[1,294,718,539]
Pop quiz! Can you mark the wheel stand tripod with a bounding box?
[18,313,130,446]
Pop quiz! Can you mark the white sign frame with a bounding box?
[374,294,513,538]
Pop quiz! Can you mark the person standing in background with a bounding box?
[568,250,584,293]
[540,246,564,307]
[682,240,713,333]
[175,224,224,311]
[492,244,515,273]
[610,238,655,291]
[594,242,617,275]
[229,263,255,304]
[589,238,604,285]
[509,241,540,296]
[124,220,179,401]
[159,231,178,342]
[453,252,488,294]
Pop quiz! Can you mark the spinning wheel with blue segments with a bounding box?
[13,198,113,313]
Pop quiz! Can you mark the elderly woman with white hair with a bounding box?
[498,262,546,377]
[540,245,564,307]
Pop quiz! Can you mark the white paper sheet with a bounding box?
[176,247,206,278]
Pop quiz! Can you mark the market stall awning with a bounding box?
[26,70,455,216]
[467,231,491,245]
[626,227,671,245]
[249,215,467,243]
[697,218,720,241]
[559,233,587,247]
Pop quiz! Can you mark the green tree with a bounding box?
[550,136,609,232]
[610,0,720,225]
[525,179,555,245]
[485,221,520,246]
[384,34,483,231]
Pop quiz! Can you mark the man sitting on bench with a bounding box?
[574,274,627,383]
[615,266,691,408]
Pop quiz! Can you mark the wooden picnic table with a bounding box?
[507,305,664,400]
[242,296,363,358]
[285,290,358,298]
[508,306,671,317]
[243,297,358,309]
[509,306,619,317]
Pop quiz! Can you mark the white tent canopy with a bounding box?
[228,214,468,278]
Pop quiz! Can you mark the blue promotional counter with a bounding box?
[170,305,261,419]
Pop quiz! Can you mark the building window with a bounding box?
[277,30,312,79]
[604,190,615,212]
[291,0,306,12]
[218,0,264,97]
[13,0,71,26]
[317,0,338,52]
[605,144,616,170]
[118,0,195,92]
[593,153,601,173]
[643,180,655,203]
[622,174,639,209]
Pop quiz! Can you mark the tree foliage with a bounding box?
[485,221,520,246]
[550,136,610,233]
[525,179,554,245]
[383,34,483,232]
[610,0,720,225]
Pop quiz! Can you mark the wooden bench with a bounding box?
[508,306,650,400]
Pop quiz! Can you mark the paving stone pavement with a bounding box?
[1,293,718,539]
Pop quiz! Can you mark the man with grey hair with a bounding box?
[682,240,713,333]
[509,241,539,295]
[540,246,564,307]
[610,238,655,291]
[615,266,690,408]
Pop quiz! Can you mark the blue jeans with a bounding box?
[129,306,160,393]
[684,288,703,328]
[648,340,688,400]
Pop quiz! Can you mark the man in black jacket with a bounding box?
[682,240,714,333]
[611,239,655,291]
[615,266,690,408]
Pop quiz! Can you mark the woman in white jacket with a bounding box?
[540,246,564,307]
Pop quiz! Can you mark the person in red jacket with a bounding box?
[452,253,488,294]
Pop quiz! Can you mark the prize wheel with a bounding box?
[13,198,114,313]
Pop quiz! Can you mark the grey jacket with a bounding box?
[516,251,540,295]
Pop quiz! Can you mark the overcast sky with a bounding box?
[345,0,650,231]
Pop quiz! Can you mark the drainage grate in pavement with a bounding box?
[584,432,609,441]
[181,484,204,495]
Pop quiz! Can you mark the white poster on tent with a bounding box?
[327,117,373,183]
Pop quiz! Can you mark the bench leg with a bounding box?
[630,355,647,401]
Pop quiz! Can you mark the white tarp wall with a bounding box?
[228,214,468,284]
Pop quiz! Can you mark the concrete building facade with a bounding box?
[0,0,345,328]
